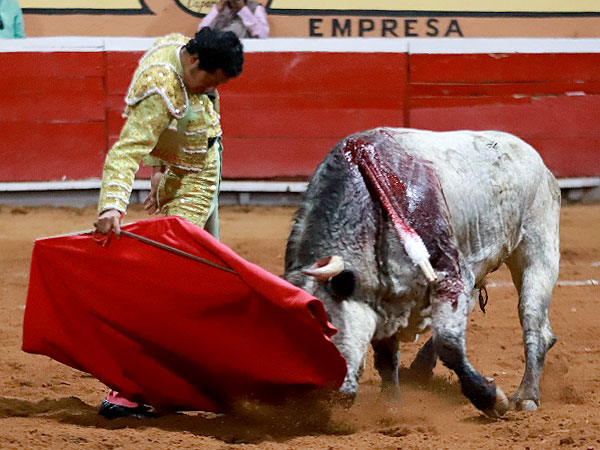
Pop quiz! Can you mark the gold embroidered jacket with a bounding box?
[98,34,222,228]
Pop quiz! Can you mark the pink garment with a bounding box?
[107,390,139,408]
[199,4,270,38]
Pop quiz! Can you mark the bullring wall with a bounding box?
[0,38,599,182]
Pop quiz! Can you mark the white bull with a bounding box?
[284,128,560,417]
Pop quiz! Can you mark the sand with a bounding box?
[0,203,599,450]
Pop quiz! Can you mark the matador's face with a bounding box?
[185,66,230,95]
[181,50,231,95]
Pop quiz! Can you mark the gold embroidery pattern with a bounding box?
[126,64,187,119]
[98,33,223,227]
[99,96,171,213]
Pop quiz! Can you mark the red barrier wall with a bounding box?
[1,39,599,182]
[0,52,108,181]
[408,53,600,178]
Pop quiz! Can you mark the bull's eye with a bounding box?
[329,270,355,301]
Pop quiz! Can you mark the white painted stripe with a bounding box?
[220,180,308,192]
[591,262,600,267]
[0,36,407,53]
[0,179,308,193]
[0,178,590,192]
[557,177,600,189]
[104,37,156,52]
[407,37,600,54]
[2,36,600,54]
[557,280,599,286]
[488,280,599,288]
[242,37,408,53]
[0,180,103,190]
[0,36,105,52]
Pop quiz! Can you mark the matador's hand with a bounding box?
[95,209,122,238]
[144,167,164,215]
[143,192,159,215]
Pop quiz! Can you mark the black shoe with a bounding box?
[98,399,156,420]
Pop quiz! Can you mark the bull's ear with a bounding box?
[330,270,355,300]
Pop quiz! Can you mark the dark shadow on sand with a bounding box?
[0,395,350,444]
[0,370,498,443]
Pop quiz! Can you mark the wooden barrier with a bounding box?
[0,38,598,182]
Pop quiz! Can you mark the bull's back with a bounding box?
[381,128,557,276]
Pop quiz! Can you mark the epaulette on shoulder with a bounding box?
[153,33,189,47]
[125,64,188,119]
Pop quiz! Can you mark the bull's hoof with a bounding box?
[482,387,509,418]
[510,398,538,411]
[519,400,538,411]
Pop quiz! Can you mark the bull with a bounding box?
[284,128,560,417]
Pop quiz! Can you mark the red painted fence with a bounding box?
[0,38,599,182]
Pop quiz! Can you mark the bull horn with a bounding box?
[302,255,344,281]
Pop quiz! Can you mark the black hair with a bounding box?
[185,28,244,78]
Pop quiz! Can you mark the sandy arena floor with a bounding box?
[0,203,599,450]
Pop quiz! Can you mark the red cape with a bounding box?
[22,216,346,411]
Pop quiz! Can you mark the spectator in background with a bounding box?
[198,0,269,39]
[0,0,25,38]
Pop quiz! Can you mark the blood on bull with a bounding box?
[284,127,560,417]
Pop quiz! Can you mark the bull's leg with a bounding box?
[431,271,508,418]
[372,336,401,400]
[409,287,480,380]
[504,179,560,411]
[505,240,559,410]
[329,300,378,403]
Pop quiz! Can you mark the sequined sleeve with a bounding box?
[98,95,171,214]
